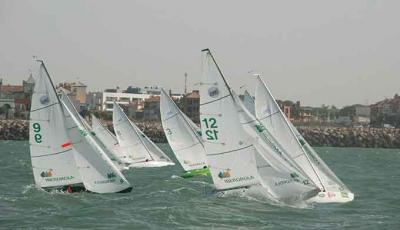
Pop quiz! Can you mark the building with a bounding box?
[180,90,200,123]
[143,86,161,95]
[87,92,103,111]
[0,75,35,119]
[57,82,88,113]
[102,91,151,112]
[370,94,400,127]
[143,96,161,120]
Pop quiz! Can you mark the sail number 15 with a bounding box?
[202,118,219,140]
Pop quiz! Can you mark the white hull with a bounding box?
[128,161,175,168]
[307,191,354,203]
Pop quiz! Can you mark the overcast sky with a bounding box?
[0,0,399,107]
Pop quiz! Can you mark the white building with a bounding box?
[102,91,151,112]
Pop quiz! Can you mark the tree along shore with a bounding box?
[1,119,400,148]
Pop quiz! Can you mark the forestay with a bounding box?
[255,76,326,191]
[160,88,207,171]
[61,99,132,193]
[200,49,259,190]
[29,62,82,189]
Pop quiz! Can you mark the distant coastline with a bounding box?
[1,119,400,148]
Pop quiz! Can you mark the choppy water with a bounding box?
[0,141,399,229]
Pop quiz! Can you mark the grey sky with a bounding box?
[0,0,399,107]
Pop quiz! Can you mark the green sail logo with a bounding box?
[40,169,53,178]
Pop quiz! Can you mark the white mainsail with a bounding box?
[200,49,259,190]
[160,88,207,171]
[29,61,82,189]
[113,102,174,167]
[61,97,132,193]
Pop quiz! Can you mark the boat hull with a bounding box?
[128,161,175,168]
[307,191,354,203]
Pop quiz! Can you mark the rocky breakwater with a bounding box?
[2,119,400,148]
[105,120,167,143]
[297,127,400,148]
[0,120,28,141]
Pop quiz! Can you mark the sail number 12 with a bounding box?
[202,118,219,140]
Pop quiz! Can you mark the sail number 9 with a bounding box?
[202,118,219,140]
[32,123,42,143]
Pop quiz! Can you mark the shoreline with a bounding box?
[2,119,400,148]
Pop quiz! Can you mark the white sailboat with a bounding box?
[254,75,354,203]
[200,49,261,193]
[160,88,209,178]
[59,91,127,172]
[91,114,130,168]
[232,90,319,202]
[29,61,83,192]
[200,49,320,204]
[30,61,132,193]
[61,100,132,193]
[112,102,174,168]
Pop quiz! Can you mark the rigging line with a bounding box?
[174,142,202,152]
[66,125,79,130]
[200,113,222,116]
[200,94,230,106]
[202,140,226,145]
[161,112,180,122]
[207,144,253,156]
[29,119,50,122]
[30,102,59,113]
[256,111,280,121]
[32,148,72,158]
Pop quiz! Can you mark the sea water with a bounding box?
[0,141,399,229]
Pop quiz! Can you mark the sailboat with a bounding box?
[232,90,320,202]
[200,49,319,203]
[30,61,132,193]
[30,61,84,192]
[112,101,174,168]
[159,88,210,178]
[254,75,354,203]
[90,114,130,169]
[200,48,260,194]
[59,91,128,172]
